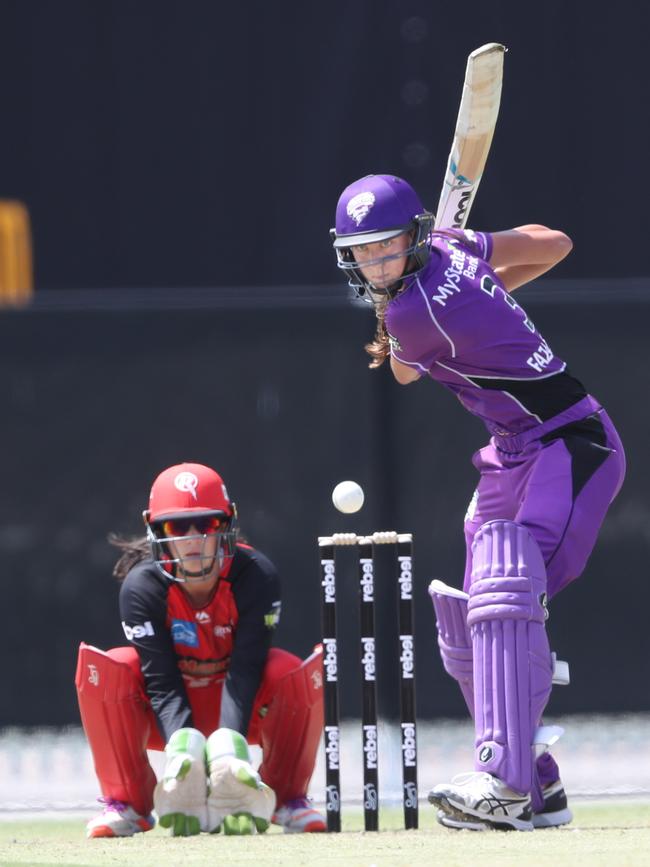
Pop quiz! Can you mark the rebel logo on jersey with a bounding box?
[122,621,155,641]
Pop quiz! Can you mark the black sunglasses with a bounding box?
[159,515,227,537]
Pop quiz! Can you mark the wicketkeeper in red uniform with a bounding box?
[76,462,325,837]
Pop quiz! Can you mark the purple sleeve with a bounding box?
[476,230,493,261]
[444,228,492,261]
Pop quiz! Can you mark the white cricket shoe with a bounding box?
[86,798,155,838]
[272,797,326,833]
[435,808,492,831]
[532,779,573,828]
[428,771,533,831]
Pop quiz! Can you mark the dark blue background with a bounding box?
[1,1,648,288]
[0,1,648,725]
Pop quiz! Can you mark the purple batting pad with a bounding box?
[428,580,474,715]
[467,520,553,796]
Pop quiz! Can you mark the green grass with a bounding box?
[0,801,649,867]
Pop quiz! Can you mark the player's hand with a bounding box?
[205,728,276,834]
[154,728,208,836]
[207,755,276,834]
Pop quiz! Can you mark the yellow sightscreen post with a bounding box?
[0,200,34,307]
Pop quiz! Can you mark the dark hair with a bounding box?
[108,533,151,582]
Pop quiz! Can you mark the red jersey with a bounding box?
[119,543,281,741]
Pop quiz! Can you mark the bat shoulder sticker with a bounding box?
[435,43,506,231]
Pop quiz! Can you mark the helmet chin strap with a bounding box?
[367,277,405,304]
[177,563,215,581]
[176,550,223,582]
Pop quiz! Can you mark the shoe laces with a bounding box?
[449,772,528,803]
[449,771,495,789]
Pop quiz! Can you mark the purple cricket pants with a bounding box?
[463,397,626,599]
[462,396,625,792]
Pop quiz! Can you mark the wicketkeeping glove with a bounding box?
[205,727,276,835]
[154,727,208,836]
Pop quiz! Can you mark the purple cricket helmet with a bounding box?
[331,174,434,301]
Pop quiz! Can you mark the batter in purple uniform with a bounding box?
[331,174,625,831]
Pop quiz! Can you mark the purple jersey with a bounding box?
[385,230,587,436]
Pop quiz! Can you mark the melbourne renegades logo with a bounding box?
[174,471,199,499]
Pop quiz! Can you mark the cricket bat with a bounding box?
[434,43,506,230]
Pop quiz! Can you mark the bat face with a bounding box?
[434,43,506,230]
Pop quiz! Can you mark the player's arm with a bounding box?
[119,565,193,741]
[390,353,422,385]
[386,287,448,385]
[219,550,281,733]
[489,224,573,292]
[121,567,212,837]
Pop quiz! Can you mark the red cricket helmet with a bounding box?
[143,463,237,582]
[147,462,234,522]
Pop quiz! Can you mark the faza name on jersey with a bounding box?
[527,337,555,373]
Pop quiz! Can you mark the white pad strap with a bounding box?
[551,652,570,686]
[430,581,569,687]
[428,578,469,601]
[533,724,564,758]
